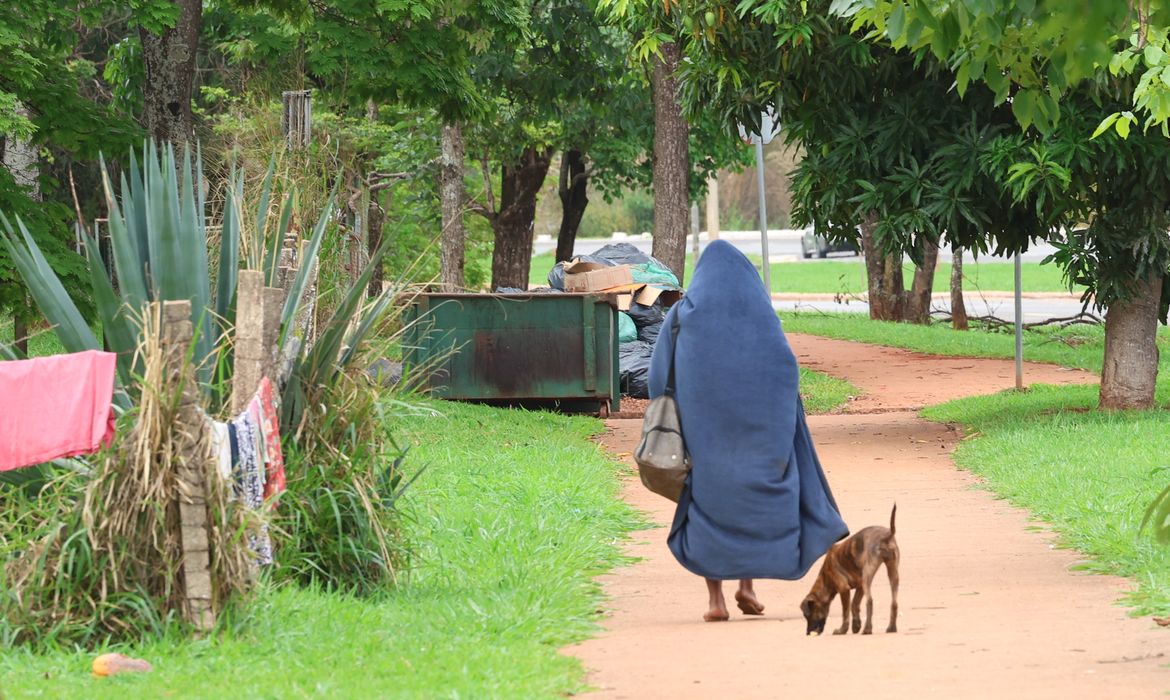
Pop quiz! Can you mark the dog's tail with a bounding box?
[889,503,897,537]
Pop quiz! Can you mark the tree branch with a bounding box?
[570,166,595,188]
[480,154,497,215]
[465,199,496,222]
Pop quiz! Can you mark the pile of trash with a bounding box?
[546,243,681,398]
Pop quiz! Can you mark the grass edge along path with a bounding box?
[800,367,857,414]
[0,400,644,699]
[923,387,1170,616]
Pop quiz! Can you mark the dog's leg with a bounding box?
[833,589,851,635]
[860,562,880,635]
[850,588,862,633]
[886,554,900,633]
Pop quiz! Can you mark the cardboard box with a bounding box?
[563,261,634,292]
[598,285,683,311]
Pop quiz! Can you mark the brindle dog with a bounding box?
[800,504,899,636]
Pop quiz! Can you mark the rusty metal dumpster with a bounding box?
[401,293,621,415]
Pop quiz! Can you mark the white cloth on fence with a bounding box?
[208,420,232,480]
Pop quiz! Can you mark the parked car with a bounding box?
[800,226,860,259]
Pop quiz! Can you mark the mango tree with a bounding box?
[841,0,1170,407]
[672,7,1046,322]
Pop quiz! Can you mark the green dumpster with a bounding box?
[401,293,621,415]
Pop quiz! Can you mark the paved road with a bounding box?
[537,230,1059,264]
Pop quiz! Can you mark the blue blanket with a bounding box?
[648,240,848,580]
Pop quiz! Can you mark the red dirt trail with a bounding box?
[565,334,1169,699]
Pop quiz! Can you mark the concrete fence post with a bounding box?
[161,299,215,633]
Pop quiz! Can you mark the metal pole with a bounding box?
[1014,251,1023,389]
[754,139,772,293]
[690,200,701,267]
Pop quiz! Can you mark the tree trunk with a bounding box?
[439,122,466,291]
[490,148,553,290]
[365,100,385,299]
[1100,272,1162,410]
[555,149,588,263]
[951,245,968,330]
[903,238,939,324]
[859,215,905,321]
[12,310,28,356]
[139,0,201,144]
[367,191,386,299]
[5,102,38,356]
[650,42,690,284]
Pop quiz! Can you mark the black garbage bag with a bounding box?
[594,242,680,286]
[619,340,655,398]
[626,300,666,328]
[638,320,663,345]
[594,242,653,266]
[547,254,614,290]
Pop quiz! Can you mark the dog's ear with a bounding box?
[799,598,812,617]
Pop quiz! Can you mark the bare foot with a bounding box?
[735,590,765,615]
[704,606,730,622]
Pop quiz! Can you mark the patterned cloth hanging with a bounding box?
[229,409,273,566]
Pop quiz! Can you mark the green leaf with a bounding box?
[100,157,149,315]
[83,233,137,389]
[956,59,971,95]
[887,3,906,41]
[216,165,243,335]
[1011,89,1035,131]
[1116,114,1132,138]
[0,213,99,353]
[1145,43,1166,67]
[1091,113,1120,139]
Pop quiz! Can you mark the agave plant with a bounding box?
[0,141,394,422]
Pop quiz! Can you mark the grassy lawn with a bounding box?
[531,252,1076,295]
[923,387,1170,615]
[800,367,857,413]
[0,400,642,698]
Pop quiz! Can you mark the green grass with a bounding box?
[531,252,1077,295]
[0,320,68,358]
[800,367,856,413]
[0,400,643,698]
[923,386,1170,614]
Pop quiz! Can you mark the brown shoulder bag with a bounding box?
[633,315,689,502]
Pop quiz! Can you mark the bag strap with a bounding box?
[664,313,681,396]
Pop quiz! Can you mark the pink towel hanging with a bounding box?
[0,350,117,471]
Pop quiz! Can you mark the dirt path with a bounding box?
[566,334,1169,699]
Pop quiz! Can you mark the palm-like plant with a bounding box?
[0,141,393,425]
